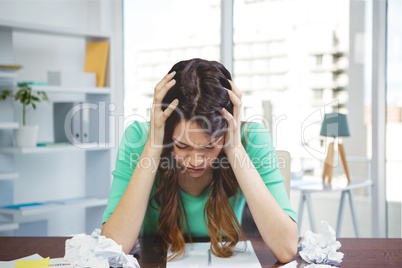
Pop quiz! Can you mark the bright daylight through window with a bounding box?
[123,0,402,238]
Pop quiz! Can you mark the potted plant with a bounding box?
[0,83,49,147]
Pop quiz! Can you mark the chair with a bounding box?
[277,150,291,197]
[241,150,291,237]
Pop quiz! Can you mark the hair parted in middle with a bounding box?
[152,58,245,260]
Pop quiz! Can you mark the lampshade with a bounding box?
[320,113,350,137]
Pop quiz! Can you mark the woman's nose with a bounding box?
[188,150,204,167]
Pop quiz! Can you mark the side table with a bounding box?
[292,177,373,237]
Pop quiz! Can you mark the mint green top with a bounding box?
[102,121,297,237]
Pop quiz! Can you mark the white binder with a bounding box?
[81,104,90,143]
[53,102,82,144]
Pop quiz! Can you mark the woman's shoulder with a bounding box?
[123,121,150,138]
[126,121,150,133]
[120,121,150,149]
[241,121,273,151]
[241,121,270,136]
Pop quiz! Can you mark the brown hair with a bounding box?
[152,58,245,260]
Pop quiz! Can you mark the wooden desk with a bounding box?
[1,236,402,267]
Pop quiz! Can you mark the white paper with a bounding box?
[167,240,261,268]
[64,229,140,268]
[0,254,74,268]
[298,221,344,266]
[279,260,298,268]
[0,254,43,268]
[48,258,73,267]
[304,264,339,268]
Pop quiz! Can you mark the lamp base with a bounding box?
[322,142,351,184]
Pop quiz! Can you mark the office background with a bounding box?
[0,0,400,238]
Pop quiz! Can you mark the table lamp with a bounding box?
[320,113,351,184]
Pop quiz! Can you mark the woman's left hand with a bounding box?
[220,80,243,155]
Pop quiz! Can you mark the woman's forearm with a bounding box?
[102,71,177,253]
[226,147,298,263]
[101,141,161,253]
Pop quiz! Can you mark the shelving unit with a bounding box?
[0,19,110,39]
[0,144,110,154]
[0,172,18,181]
[0,71,18,79]
[0,121,19,234]
[0,122,18,129]
[0,19,114,236]
[0,198,108,217]
[0,221,19,232]
[30,85,111,95]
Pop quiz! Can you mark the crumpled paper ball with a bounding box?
[64,229,140,268]
[279,260,298,267]
[298,221,344,266]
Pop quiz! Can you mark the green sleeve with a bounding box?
[241,122,298,223]
[102,121,149,224]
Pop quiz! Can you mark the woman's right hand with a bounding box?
[149,71,179,149]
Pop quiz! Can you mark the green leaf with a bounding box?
[1,84,50,124]
[38,91,49,101]
[0,90,12,101]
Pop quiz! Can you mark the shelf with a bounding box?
[0,122,19,129]
[0,221,19,232]
[0,198,108,217]
[30,85,111,95]
[0,19,111,39]
[0,172,19,181]
[0,71,18,79]
[0,144,110,154]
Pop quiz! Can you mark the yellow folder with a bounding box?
[84,41,109,87]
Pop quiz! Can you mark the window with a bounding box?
[123,0,221,120]
[386,0,402,237]
[123,0,399,237]
[233,0,349,160]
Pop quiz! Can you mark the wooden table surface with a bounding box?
[1,236,402,267]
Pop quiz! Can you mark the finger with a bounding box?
[163,99,179,119]
[154,78,176,104]
[225,89,241,106]
[228,80,242,100]
[225,88,242,120]
[155,71,176,92]
[220,108,237,149]
[220,108,234,129]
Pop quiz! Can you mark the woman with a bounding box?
[101,58,298,263]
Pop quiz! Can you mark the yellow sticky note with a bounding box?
[15,257,50,268]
